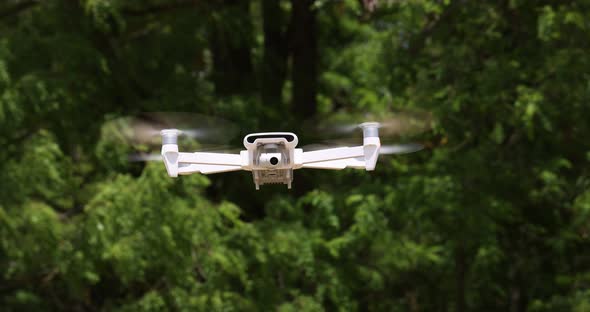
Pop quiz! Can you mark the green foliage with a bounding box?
[1,0,590,311]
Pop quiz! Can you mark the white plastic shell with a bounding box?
[243,132,298,189]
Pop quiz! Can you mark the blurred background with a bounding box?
[1,0,590,311]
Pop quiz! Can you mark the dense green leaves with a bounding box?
[1,0,590,311]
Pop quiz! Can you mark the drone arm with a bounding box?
[301,156,366,170]
[297,131,381,170]
[297,122,381,171]
[300,146,365,163]
[297,146,367,170]
[162,147,245,177]
[177,152,244,175]
[177,152,242,166]
[363,136,380,171]
[177,164,243,175]
[160,130,246,177]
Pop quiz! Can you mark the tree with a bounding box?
[1,0,590,311]
[290,0,318,119]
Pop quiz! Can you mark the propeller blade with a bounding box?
[301,142,424,155]
[101,113,242,165]
[379,143,424,155]
[302,109,433,141]
[128,154,162,162]
[102,112,239,147]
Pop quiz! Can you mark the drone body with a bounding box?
[160,122,382,189]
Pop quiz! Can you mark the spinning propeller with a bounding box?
[100,110,432,188]
[301,142,424,155]
[301,110,432,156]
[101,112,239,162]
[101,110,431,165]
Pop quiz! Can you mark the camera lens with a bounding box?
[270,157,279,165]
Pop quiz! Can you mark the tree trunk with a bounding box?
[261,0,288,109]
[455,243,467,312]
[406,290,420,312]
[290,0,317,119]
[509,262,528,312]
[209,0,254,96]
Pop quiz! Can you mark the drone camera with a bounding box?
[270,157,279,165]
[259,153,282,168]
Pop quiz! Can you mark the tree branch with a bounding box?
[5,127,38,146]
[358,0,377,13]
[121,0,200,17]
[0,0,40,20]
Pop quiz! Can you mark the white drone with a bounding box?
[158,122,422,190]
